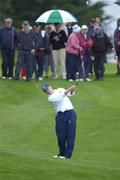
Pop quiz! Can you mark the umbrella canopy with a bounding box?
[36,9,77,23]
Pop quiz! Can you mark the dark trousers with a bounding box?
[66,52,80,80]
[36,51,45,78]
[15,50,35,80]
[55,110,76,159]
[44,54,55,75]
[1,48,15,77]
[83,50,91,79]
[94,54,106,79]
[116,50,120,73]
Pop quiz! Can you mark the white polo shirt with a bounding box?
[48,88,74,113]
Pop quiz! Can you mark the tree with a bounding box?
[0,0,106,28]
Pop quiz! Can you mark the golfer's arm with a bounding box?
[48,92,65,103]
[65,86,76,96]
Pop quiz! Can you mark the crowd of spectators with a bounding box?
[0,16,120,82]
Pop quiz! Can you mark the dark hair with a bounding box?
[117,18,120,27]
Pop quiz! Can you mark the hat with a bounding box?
[94,24,101,30]
[72,24,81,33]
[22,20,29,25]
[34,22,40,26]
[81,25,88,30]
[41,83,49,91]
[5,18,13,23]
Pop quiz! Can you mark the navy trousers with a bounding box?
[36,51,45,78]
[83,50,91,79]
[55,110,76,159]
[1,48,15,77]
[94,54,106,79]
[15,50,36,80]
[66,53,79,80]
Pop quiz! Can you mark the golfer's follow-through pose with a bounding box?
[42,83,77,159]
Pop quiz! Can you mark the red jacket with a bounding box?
[79,33,93,55]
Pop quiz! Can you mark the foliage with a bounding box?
[0,0,106,27]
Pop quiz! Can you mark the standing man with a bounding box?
[14,21,39,81]
[42,83,77,159]
[92,25,115,80]
[50,23,67,79]
[34,23,49,81]
[0,18,17,79]
[114,18,120,75]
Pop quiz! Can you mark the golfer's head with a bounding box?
[41,83,54,94]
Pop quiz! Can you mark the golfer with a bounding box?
[42,83,77,159]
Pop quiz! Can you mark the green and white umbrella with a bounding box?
[36,9,77,23]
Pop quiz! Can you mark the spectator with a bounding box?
[88,18,96,75]
[0,18,17,80]
[50,23,67,79]
[66,24,83,81]
[14,20,39,81]
[79,25,93,81]
[92,25,115,80]
[66,22,73,37]
[95,16,107,33]
[43,25,55,79]
[114,18,120,75]
[88,18,96,37]
[34,23,49,81]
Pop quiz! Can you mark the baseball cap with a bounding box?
[72,24,81,33]
[22,20,29,25]
[41,83,49,91]
[34,22,40,26]
[81,25,88,30]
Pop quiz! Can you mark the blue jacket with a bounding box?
[0,27,17,49]
[17,31,40,50]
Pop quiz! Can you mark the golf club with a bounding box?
[76,81,80,86]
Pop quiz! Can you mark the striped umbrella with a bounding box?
[36,9,77,23]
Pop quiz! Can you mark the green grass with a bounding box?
[0,63,120,180]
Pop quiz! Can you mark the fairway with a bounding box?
[0,63,120,180]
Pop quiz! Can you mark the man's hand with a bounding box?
[53,36,59,41]
[70,85,76,92]
[65,85,76,95]
[31,49,35,54]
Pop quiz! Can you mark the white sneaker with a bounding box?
[62,75,66,79]
[8,77,13,80]
[53,155,66,159]
[85,78,91,82]
[68,79,73,82]
[38,77,43,81]
[52,75,57,80]
[53,155,59,159]
[75,79,80,81]
[59,156,66,159]
[80,78,83,82]
[2,76,6,80]
[22,76,26,80]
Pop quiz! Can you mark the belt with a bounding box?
[19,49,31,51]
[58,109,73,114]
